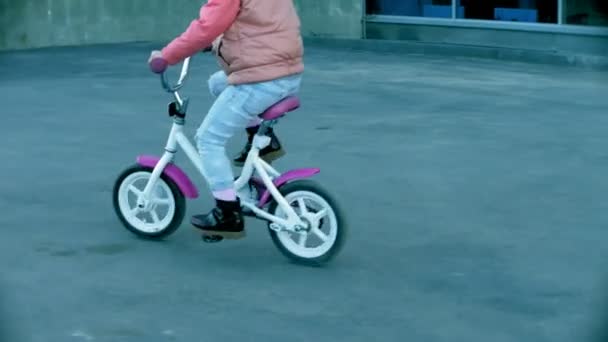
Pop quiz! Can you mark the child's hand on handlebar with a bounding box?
[148,50,168,74]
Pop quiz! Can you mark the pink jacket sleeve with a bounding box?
[161,0,240,65]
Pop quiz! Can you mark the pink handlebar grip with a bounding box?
[149,57,168,74]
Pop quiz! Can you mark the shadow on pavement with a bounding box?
[0,284,27,342]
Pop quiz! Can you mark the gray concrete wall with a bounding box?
[366,22,608,56]
[365,21,608,65]
[293,0,362,39]
[0,0,204,50]
[0,0,363,51]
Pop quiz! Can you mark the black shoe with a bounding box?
[233,126,286,166]
[191,199,245,239]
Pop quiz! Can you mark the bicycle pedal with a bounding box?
[202,235,224,243]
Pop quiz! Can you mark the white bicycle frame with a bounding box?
[137,57,306,232]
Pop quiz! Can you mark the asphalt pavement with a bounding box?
[1,42,608,342]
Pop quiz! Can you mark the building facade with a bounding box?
[1,0,607,59]
[363,0,608,60]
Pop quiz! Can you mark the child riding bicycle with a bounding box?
[147,0,304,239]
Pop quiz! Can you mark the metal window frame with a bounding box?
[364,0,608,37]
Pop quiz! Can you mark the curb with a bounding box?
[303,37,608,70]
[3,37,607,70]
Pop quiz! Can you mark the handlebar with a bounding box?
[149,47,212,112]
[158,56,191,93]
[152,45,211,93]
[148,56,192,111]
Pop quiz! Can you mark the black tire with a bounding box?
[112,164,186,240]
[267,180,348,266]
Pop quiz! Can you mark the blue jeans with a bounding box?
[195,71,302,192]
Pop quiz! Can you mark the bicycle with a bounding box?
[112,56,347,265]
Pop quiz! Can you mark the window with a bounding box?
[367,0,558,23]
[564,0,608,26]
[456,0,557,24]
[366,0,456,18]
[366,0,608,28]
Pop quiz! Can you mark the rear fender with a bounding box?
[255,168,320,207]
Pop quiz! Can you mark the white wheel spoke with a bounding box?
[312,228,328,242]
[273,190,338,259]
[154,198,171,205]
[130,207,141,217]
[118,171,178,235]
[150,210,160,224]
[313,208,328,222]
[297,233,308,247]
[128,185,142,196]
[297,198,308,215]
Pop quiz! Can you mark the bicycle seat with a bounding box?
[259,96,300,121]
